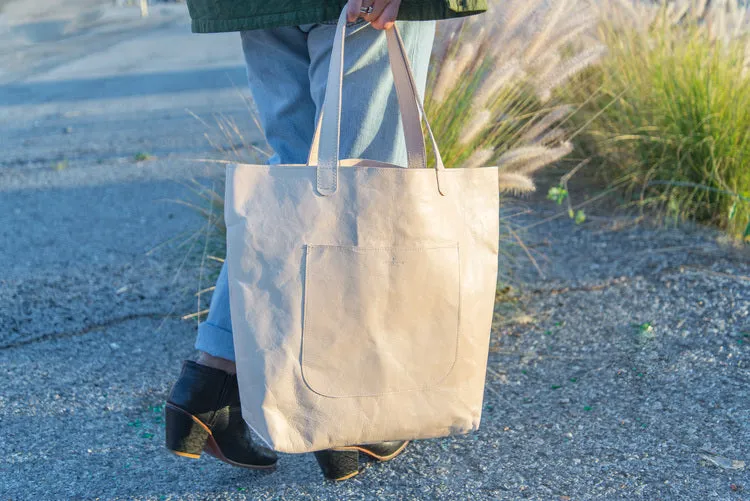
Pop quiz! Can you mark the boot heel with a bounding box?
[165,403,210,459]
[314,449,360,481]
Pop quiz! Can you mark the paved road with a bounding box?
[1,1,748,500]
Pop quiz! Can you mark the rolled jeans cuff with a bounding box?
[195,321,236,362]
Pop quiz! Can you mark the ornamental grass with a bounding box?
[566,0,750,239]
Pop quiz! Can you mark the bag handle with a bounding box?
[308,8,447,196]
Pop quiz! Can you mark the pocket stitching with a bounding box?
[301,243,461,399]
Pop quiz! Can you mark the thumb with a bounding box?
[346,0,363,22]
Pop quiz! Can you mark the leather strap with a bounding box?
[310,8,447,196]
[386,25,447,195]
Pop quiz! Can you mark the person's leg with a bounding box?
[174,18,437,474]
[193,25,319,369]
[166,25,319,468]
[195,21,435,370]
[303,19,436,481]
[305,20,436,165]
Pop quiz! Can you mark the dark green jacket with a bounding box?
[186,0,487,33]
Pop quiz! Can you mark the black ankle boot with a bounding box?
[165,360,277,469]
[314,441,409,481]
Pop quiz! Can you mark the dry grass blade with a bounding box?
[473,60,522,109]
[497,146,554,171]
[519,105,574,144]
[498,173,536,194]
[537,46,608,102]
[182,309,210,321]
[460,109,492,145]
[432,42,478,104]
[524,0,571,64]
[461,148,496,169]
[507,224,546,279]
[500,0,545,40]
[508,143,574,175]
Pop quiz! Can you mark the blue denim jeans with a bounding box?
[195,20,436,361]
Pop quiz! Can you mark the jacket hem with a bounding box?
[190,2,486,33]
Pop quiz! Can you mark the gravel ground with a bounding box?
[1,1,748,500]
[2,207,748,501]
[485,209,750,500]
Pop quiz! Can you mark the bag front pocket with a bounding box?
[302,243,460,398]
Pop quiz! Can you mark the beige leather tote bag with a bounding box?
[225,7,499,453]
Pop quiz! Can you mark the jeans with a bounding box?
[194,20,436,361]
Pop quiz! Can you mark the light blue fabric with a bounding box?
[195,20,436,361]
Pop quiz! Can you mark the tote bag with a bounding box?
[225,7,500,453]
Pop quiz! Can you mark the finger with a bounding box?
[347,0,363,22]
[363,0,389,23]
[370,1,399,30]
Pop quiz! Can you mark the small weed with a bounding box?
[574,209,587,225]
[633,322,656,343]
[141,432,154,439]
[569,377,578,383]
[134,152,152,162]
[547,185,568,205]
[53,159,68,171]
[551,385,562,390]
[583,406,593,412]
[127,420,142,428]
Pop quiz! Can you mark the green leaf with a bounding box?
[547,185,568,205]
[568,208,575,219]
[744,221,750,240]
[575,209,587,225]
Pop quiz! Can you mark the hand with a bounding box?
[346,0,402,30]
